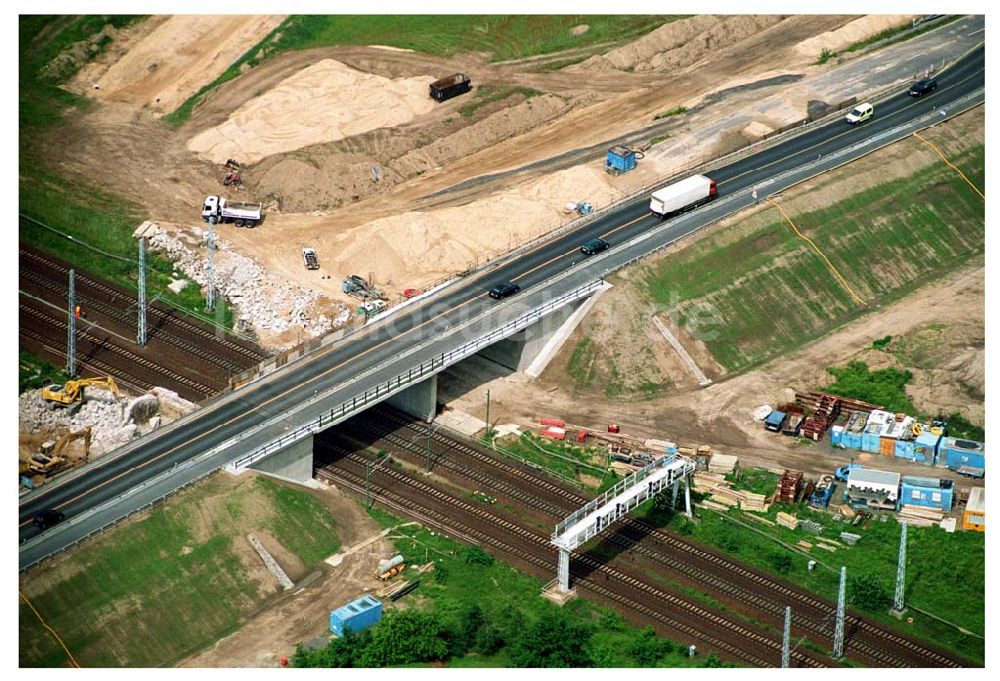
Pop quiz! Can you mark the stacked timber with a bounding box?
[776,512,800,530]
[692,472,770,512]
[897,505,944,527]
[708,453,739,474]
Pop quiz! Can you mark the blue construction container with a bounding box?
[830,425,845,447]
[939,437,985,476]
[606,146,637,174]
[899,475,954,512]
[843,429,863,451]
[861,432,881,454]
[894,439,915,461]
[330,595,383,637]
[913,432,940,466]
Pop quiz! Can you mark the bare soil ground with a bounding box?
[43,14,878,313]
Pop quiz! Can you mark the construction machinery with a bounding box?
[26,427,92,479]
[341,274,385,301]
[42,376,120,407]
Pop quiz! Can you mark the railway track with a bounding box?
[19,298,218,400]
[314,440,828,668]
[331,405,968,668]
[19,247,267,365]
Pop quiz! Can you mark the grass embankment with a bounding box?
[164,15,673,126]
[19,17,236,340]
[641,143,985,374]
[295,507,728,668]
[634,479,984,664]
[488,432,610,488]
[19,475,340,667]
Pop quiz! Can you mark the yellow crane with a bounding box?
[42,376,120,407]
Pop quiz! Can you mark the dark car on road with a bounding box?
[488,282,520,300]
[908,78,937,96]
[580,237,610,256]
[33,509,66,530]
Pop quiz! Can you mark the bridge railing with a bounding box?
[227,279,606,472]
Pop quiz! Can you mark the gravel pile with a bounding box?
[148,224,347,338]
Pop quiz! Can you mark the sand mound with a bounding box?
[795,15,917,57]
[69,16,285,114]
[187,59,437,164]
[572,15,786,73]
[264,163,620,289]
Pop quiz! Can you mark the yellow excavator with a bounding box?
[21,427,93,484]
[42,376,120,407]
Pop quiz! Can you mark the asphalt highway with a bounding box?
[19,42,984,550]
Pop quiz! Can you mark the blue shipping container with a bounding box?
[830,426,845,447]
[899,476,954,512]
[894,439,915,460]
[914,433,941,466]
[844,430,863,451]
[606,146,637,173]
[330,595,383,637]
[940,437,985,473]
[861,432,881,454]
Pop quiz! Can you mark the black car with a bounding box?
[908,79,937,96]
[580,238,610,256]
[488,282,520,300]
[33,509,66,530]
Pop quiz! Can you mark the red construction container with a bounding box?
[541,427,566,440]
[576,430,588,443]
[540,418,565,428]
[608,424,621,433]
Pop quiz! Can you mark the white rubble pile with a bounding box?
[147,224,347,338]
[19,386,199,458]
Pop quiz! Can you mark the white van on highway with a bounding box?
[845,102,873,125]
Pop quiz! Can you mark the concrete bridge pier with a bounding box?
[249,434,314,483]
[386,374,438,422]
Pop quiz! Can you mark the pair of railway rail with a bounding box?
[314,406,966,668]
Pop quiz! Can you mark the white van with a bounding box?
[845,102,873,125]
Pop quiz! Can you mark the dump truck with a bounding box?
[429,73,472,102]
[202,195,262,227]
[649,174,717,219]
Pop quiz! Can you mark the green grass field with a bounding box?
[641,144,985,374]
[19,475,340,667]
[636,483,985,664]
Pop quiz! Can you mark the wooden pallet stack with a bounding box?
[708,453,739,475]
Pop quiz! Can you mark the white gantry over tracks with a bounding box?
[551,454,696,592]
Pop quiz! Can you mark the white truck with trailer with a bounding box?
[202,195,262,227]
[649,174,717,219]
